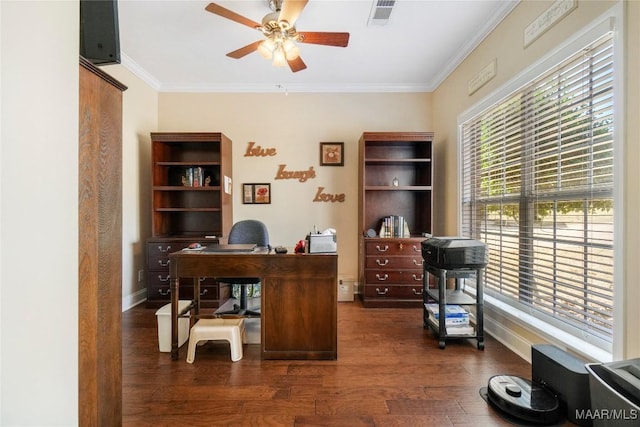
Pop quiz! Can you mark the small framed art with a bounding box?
[243,183,271,204]
[319,142,344,166]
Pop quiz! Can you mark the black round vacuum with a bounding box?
[486,375,560,425]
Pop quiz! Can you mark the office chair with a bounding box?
[216,220,270,317]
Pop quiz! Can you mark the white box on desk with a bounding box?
[307,233,337,253]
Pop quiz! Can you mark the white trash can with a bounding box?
[155,300,191,352]
[338,278,355,302]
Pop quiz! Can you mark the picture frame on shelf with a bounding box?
[319,142,344,166]
[243,183,271,204]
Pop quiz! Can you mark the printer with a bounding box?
[307,231,337,253]
[421,236,488,269]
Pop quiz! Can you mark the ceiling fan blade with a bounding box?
[279,0,309,26]
[226,40,263,59]
[288,56,307,73]
[297,32,350,47]
[205,3,261,29]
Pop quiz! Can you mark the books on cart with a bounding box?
[427,316,476,336]
[425,304,470,325]
[425,304,476,335]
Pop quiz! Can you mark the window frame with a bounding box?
[456,8,624,360]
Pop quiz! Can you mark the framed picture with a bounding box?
[243,183,271,204]
[319,142,344,166]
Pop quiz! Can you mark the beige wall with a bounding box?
[621,0,640,367]
[102,64,159,309]
[156,92,433,282]
[433,0,639,360]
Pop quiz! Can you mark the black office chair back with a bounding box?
[227,220,269,248]
[217,220,269,316]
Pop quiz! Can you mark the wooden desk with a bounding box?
[169,248,338,360]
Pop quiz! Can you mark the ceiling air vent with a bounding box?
[368,0,396,26]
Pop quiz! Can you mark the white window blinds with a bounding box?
[460,33,615,350]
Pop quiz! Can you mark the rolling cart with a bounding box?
[423,264,484,349]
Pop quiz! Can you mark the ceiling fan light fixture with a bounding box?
[282,38,300,60]
[272,45,287,67]
[205,1,350,73]
[258,39,275,59]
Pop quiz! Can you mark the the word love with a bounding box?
[313,187,345,203]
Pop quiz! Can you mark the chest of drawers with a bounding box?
[146,237,230,308]
[361,237,425,308]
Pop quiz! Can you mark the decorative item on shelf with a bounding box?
[319,142,344,166]
[243,183,271,204]
[379,215,410,238]
[392,177,399,187]
[182,168,193,187]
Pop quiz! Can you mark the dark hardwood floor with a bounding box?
[122,299,534,426]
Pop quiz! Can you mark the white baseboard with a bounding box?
[484,316,534,363]
[482,297,611,364]
[122,288,147,312]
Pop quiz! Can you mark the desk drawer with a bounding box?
[147,239,214,270]
[365,256,424,269]
[363,284,423,299]
[146,237,221,308]
[365,270,423,284]
[365,239,423,256]
[146,280,226,309]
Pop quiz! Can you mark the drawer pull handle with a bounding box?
[412,288,423,295]
[158,245,172,253]
[376,273,389,281]
[158,288,171,296]
[158,274,170,282]
[158,259,170,267]
[376,287,389,295]
[375,245,389,252]
[200,289,208,296]
[376,259,389,266]
[412,274,424,281]
[413,259,424,266]
[199,277,206,282]
[398,243,403,250]
[413,245,420,252]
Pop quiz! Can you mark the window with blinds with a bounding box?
[460,33,615,351]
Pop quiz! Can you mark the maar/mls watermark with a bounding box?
[576,408,639,421]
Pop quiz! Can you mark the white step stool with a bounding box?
[186,318,246,363]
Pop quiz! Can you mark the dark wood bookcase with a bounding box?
[358,132,434,308]
[146,132,233,307]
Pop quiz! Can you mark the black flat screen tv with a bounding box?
[80,0,121,65]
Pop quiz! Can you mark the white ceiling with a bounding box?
[117,0,518,93]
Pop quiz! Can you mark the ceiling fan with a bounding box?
[205,0,350,72]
